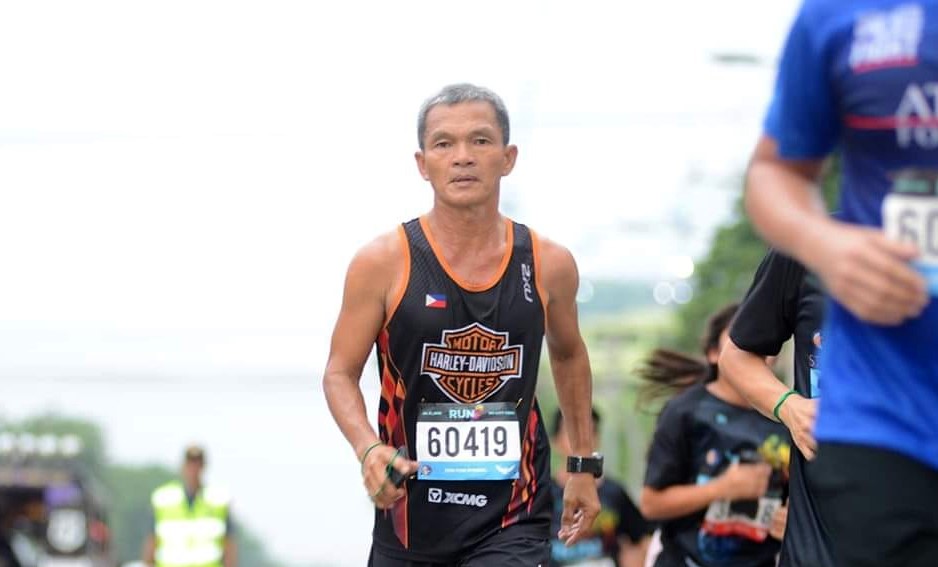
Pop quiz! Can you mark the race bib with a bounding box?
[809,330,822,398]
[882,169,938,295]
[700,495,782,542]
[809,368,821,399]
[415,402,521,481]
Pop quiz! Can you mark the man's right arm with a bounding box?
[746,138,925,325]
[322,234,395,461]
[745,4,925,324]
[720,250,818,460]
[321,230,417,509]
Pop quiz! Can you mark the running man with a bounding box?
[322,83,601,566]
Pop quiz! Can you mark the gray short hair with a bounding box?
[417,83,510,150]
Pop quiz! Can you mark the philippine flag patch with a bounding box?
[425,294,447,309]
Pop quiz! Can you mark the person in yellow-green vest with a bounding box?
[141,445,237,567]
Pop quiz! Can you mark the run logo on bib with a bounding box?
[883,169,938,294]
[416,402,521,481]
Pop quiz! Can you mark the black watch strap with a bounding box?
[566,452,604,478]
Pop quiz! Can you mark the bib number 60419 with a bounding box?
[416,403,521,481]
[424,424,509,458]
[883,169,938,295]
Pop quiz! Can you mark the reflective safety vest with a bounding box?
[152,481,229,567]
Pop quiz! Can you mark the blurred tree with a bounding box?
[537,307,675,491]
[671,197,767,353]
[11,413,109,475]
[575,280,658,318]
[106,463,174,563]
[673,157,841,352]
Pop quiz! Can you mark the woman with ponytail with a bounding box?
[637,303,790,567]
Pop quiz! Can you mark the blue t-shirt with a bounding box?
[765,0,938,469]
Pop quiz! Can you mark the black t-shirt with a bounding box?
[549,477,651,566]
[644,383,789,567]
[729,249,834,567]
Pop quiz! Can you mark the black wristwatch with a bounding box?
[566,452,604,478]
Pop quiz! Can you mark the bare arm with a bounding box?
[719,339,791,422]
[223,537,237,567]
[744,136,830,260]
[640,462,770,521]
[720,339,817,460]
[537,236,600,545]
[640,482,722,521]
[746,136,926,324]
[540,239,594,458]
[322,235,393,460]
[321,230,417,509]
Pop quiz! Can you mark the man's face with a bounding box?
[182,458,203,488]
[415,101,517,208]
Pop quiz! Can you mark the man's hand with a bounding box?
[779,394,818,460]
[808,223,928,325]
[557,473,601,546]
[361,444,418,510]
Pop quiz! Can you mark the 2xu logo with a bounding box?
[427,487,489,507]
[521,263,534,303]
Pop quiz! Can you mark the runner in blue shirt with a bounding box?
[745,2,938,565]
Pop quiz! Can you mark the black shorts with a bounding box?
[813,442,938,567]
[368,525,549,567]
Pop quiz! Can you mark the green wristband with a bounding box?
[360,441,383,472]
[386,447,402,473]
[773,390,798,422]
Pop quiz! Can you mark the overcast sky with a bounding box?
[0,1,801,565]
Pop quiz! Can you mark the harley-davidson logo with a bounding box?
[421,323,524,403]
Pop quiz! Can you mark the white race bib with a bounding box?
[700,495,781,542]
[882,169,938,295]
[415,402,521,481]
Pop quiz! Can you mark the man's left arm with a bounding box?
[536,235,600,545]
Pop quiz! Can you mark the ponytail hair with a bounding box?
[637,302,739,409]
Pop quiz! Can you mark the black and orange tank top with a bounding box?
[372,216,552,561]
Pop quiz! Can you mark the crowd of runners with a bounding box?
[322,1,938,565]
